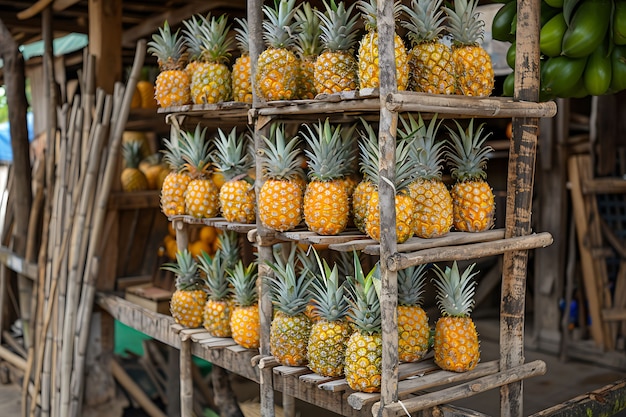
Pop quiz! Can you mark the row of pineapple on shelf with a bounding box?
[147,0,495,108]
[154,112,496,244]
[166,230,481,393]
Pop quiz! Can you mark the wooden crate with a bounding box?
[125,283,171,315]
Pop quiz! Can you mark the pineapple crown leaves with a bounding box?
[161,133,186,172]
[197,13,235,64]
[346,252,381,335]
[265,253,314,316]
[308,249,350,322]
[395,137,419,193]
[260,123,305,181]
[432,261,478,317]
[443,0,485,46]
[295,2,323,59]
[262,0,300,49]
[161,249,204,291]
[212,126,253,181]
[227,260,259,307]
[122,141,144,169]
[180,124,213,179]
[402,0,446,45]
[356,0,404,31]
[317,0,360,52]
[399,113,445,180]
[357,118,380,184]
[182,15,205,62]
[147,21,188,70]
[398,264,428,307]
[302,118,355,181]
[197,249,230,300]
[234,17,250,54]
[445,118,493,182]
[218,231,241,271]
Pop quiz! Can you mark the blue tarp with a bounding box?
[0,112,34,162]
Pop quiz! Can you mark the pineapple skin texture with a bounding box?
[219,180,256,224]
[297,57,318,99]
[352,180,375,233]
[203,299,233,338]
[345,332,382,393]
[231,305,260,349]
[358,31,409,91]
[398,305,430,363]
[170,289,207,328]
[365,192,415,243]
[121,168,148,192]
[451,180,495,232]
[303,181,349,235]
[232,55,253,103]
[307,319,352,377]
[155,70,191,107]
[191,62,233,104]
[408,178,453,238]
[434,316,480,372]
[185,178,220,219]
[259,179,303,232]
[255,48,299,101]
[314,51,359,94]
[270,312,312,366]
[408,41,456,94]
[452,45,495,97]
[161,172,191,216]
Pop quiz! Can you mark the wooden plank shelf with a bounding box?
[167,215,256,233]
[158,101,251,127]
[108,190,160,210]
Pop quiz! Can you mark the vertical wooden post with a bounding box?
[88,0,122,94]
[500,0,541,416]
[180,336,193,417]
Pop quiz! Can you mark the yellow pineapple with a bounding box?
[198,247,232,337]
[307,250,352,377]
[356,0,409,91]
[232,17,253,103]
[256,0,300,101]
[401,0,456,94]
[180,125,220,218]
[120,141,149,192]
[397,265,431,363]
[443,0,494,96]
[162,249,206,328]
[213,127,256,224]
[295,2,323,99]
[228,260,260,349]
[345,253,381,393]
[259,123,305,232]
[160,129,190,216]
[445,119,495,232]
[182,15,204,80]
[400,113,453,238]
[147,21,191,107]
[267,245,313,366]
[432,261,480,372]
[352,124,378,234]
[302,119,354,235]
[314,0,360,94]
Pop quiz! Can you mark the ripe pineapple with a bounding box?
[213,127,256,224]
[160,130,190,216]
[228,260,260,349]
[256,0,300,101]
[307,251,352,377]
[198,248,232,337]
[267,246,313,366]
[397,265,430,363]
[445,119,495,232]
[180,125,220,218]
[443,0,494,96]
[121,141,149,192]
[162,249,206,328]
[190,13,234,104]
[356,0,409,91]
[259,123,305,232]
[147,21,191,107]
[432,261,480,372]
[295,2,322,99]
[345,253,382,393]
[352,122,378,234]
[401,0,455,94]
[400,113,453,238]
[218,230,241,271]
[302,119,354,235]
[232,18,253,103]
[182,15,204,80]
[314,0,360,94]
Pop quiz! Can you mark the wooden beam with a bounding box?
[16,0,53,20]
[88,0,122,94]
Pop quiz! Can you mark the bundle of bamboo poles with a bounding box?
[19,40,146,417]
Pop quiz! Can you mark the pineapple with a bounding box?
[314,0,360,94]
[258,123,306,232]
[232,18,253,103]
[160,129,190,216]
[228,260,260,349]
[180,125,220,218]
[401,0,455,94]
[302,119,354,235]
[397,265,430,363]
[400,113,453,238]
[432,261,480,372]
[256,0,300,101]
[352,122,378,234]
[121,141,149,192]
[443,0,494,96]
[198,248,232,337]
[190,13,234,104]
[137,67,158,109]
[162,249,206,328]
[182,15,205,81]
[345,253,382,393]
[213,127,256,224]
[147,21,191,107]
[445,119,495,232]
[267,246,314,366]
[218,230,241,271]
[356,0,409,91]
[307,250,352,377]
[295,2,322,99]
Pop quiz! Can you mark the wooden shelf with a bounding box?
[108,190,160,210]
[158,101,251,128]
[167,215,256,233]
